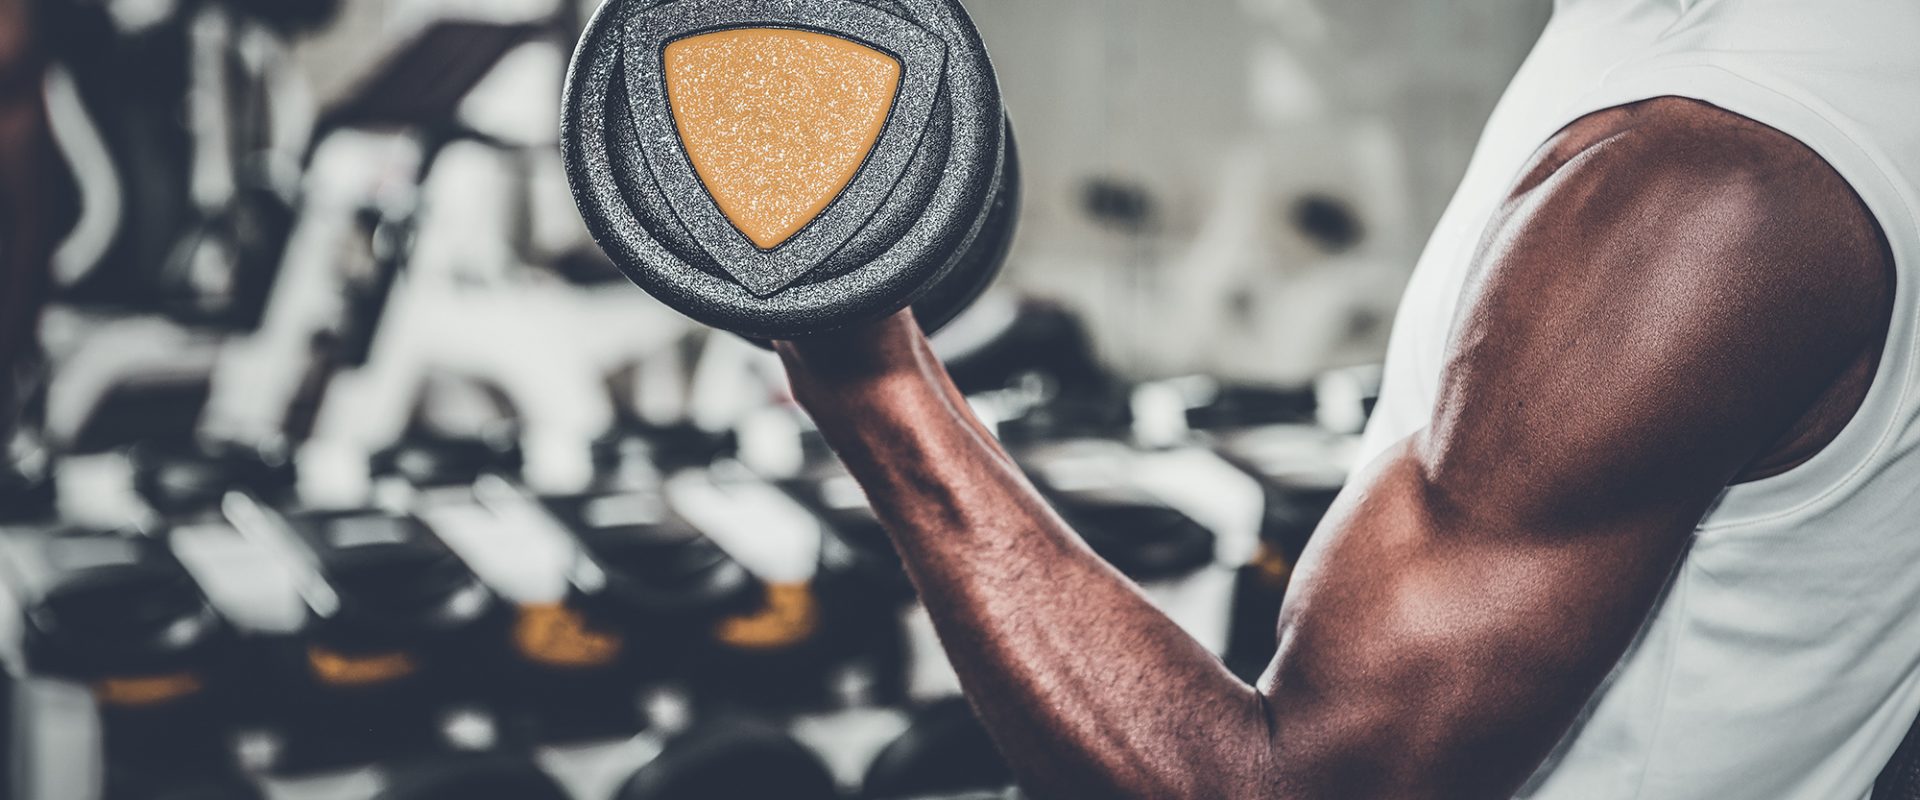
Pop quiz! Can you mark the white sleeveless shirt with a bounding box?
[1358,1,1920,797]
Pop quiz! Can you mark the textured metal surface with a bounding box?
[563,0,1018,339]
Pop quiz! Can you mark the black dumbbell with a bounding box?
[129,439,296,519]
[0,452,55,524]
[563,0,1019,340]
[1182,384,1319,432]
[225,502,509,770]
[943,300,1112,400]
[787,465,915,607]
[375,754,571,800]
[862,697,1013,800]
[373,427,525,489]
[594,425,736,475]
[217,0,345,35]
[1035,483,1217,586]
[616,717,842,800]
[103,771,265,800]
[160,177,299,331]
[10,528,240,774]
[680,547,909,711]
[501,489,762,741]
[1212,430,1349,681]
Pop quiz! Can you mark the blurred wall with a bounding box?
[970,0,1551,381]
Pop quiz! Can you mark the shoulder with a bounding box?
[1503,97,1888,292]
[1423,97,1892,525]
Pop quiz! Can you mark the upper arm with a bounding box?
[1258,100,1892,799]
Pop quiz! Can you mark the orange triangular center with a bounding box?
[663,28,902,251]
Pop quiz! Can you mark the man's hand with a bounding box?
[774,310,930,408]
[777,98,1892,799]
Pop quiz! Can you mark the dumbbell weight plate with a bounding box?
[563,0,1018,340]
[617,718,841,800]
[863,697,1012,800]
[375,755,570,800]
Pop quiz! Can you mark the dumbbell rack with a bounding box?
[0,404,1360,800]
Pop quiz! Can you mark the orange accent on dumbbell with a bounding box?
[1251,543,1294,588]
[664,28,901,249]
[515,603,625,668]
[93,672,204,707]
[716,582,820,650]
[308,645,417,686]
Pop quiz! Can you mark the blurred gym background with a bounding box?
[0,0,1550,798]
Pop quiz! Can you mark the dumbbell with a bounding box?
[616,717,842,800]
[218,0,345,34]
[862,697,1013,800]
[1212,426,1352,681]
[129,439,297,519]
[662,482,910,711]
[0,452,55,524]
[372,427,525,490]
[563,0,1019,340]
[1182,383,1318,432]
[789,467,915,607]
[6,527,241,775]
[500,489,762,741]
[104,772,265,800]
[375,754,570,800]
[1032,480,1217,586]
[595,425,736,475]
[941,300,1111,400]
[778,464,924,705]
[222,500,509,769]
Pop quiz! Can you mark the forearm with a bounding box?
[783,328,1275,799]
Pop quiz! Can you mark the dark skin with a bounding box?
[777,97,1895,798]
[0,0,50,422]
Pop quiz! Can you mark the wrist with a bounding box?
[775,309,938,404]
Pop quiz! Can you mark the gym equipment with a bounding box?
[941,300,1111,401]
[372,428,525,489]
[103,771,265,800]
[597,425,738,474]
[500,488,762,741]
[1183,384,1318,431]
[375,754,570,800]
[39,0,312,330]
[315,21,549,140]
[1025,471,1216,585]
[129,439,296,518]
[64,367,214,455]
[563,0,1020,340]
[0,449,55,524]
[683,551,911,711]
[217,0,343,35]
[1213,426,1349,680]
[788,466,915,606]
[862,697,1013,800]
[546,490,763,639]
[783,464,919,707]
[7,527,240,774]
[222,498,508,770]
[615,717,842,800]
